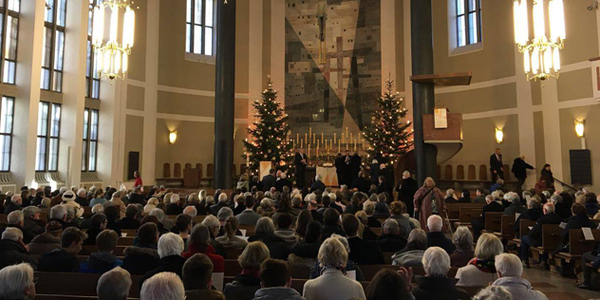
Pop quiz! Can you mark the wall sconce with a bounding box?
[169,130,177,144]
[575,120,585,138]
[495,128,504,144]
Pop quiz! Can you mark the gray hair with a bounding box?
[315,174,323,182]
[187,193,199,204]
[474,286,513,300]
[64,205,75,220]
[50,204,67,220]
[485,195,494,203]
[7,210,23,225]
[92,204,104,214]
[427,215,443,232]
[97,267,132,300]
[475,233,504,260]
[446,189,455,198]
[363,201,375,215]
[217,207,234,221]
[550,194,563,204]
[382,219,400,235]
[140,272,185,300]
[407,229,427,249]
[0,263,34,299]
[183,206,197,218]
[77,188,87,197]
[494,253,523,277]
[2,227,22,241]
[422,247,450,277]
[218,193,228,203]
[255,217,275,234]
[22,206,40,219]
[157,233,184,258]
[201,215,220,230]
[453,226,474,251]
[526,197,541,209]
[10,195,21,204]
[330,234,350,253]
[170,194,180,204]
[509,192,520,203]
[318,237,348,268]
[150,208,166,222]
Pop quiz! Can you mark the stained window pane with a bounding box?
[88,141,97,171]
[35,137,46,171]
[57,0,66,26]
[456,0,464,15]
[48,138,59,171]
[54,30,65,71]
[205,0,213,27]
[457,15,466,47]
[194,0,202,24]
[193,25,202,54]
[204,27,212,55]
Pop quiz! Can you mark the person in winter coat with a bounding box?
[139,233,187,288]
[253,258,306,300]
[183,253,226,300]
[455,233,503,287]
[413,177,446,231]
[182,224,225,273]
[84,213,107,245]
[122,222,160,275]
[224,241,271,300]
[248,217,290,260]
[28,220,63,255]
[78,229,123,273]
[512,156,535,193]
[61,190,85,219]
[392,229,427,268]
[38,227,87,272]
[412,247,470,300]
[0,228,35,269]
[492,253,549,300]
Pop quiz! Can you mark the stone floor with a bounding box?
[524,268,600,300]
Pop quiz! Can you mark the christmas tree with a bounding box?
[242,79,294,175]
[363,79,413,165]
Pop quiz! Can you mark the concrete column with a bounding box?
[381,0,396,90]
[248,0,263,120]
[13,0,45,187]
[141,0,159,185]
[214,0,236,189]
[514,47,537,190]
[270,0,285,101]
[60,0,89,187]
[540,80,564,190]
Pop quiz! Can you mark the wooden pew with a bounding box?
[117,237,135,246]
[36,295,139,300]
[224,259,310,278]
[553,229,600,264]
[455,207,482,228]
[482,212,503,234]
[508,219,535,249]
[530,224,561,257]
[35,272,142,297]
[382,252,395,265]
[494,214,515,240]
[81,245,126,256]
[223,276,370,294]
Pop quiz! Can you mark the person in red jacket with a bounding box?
[133,171,143,189]
[183,224,224,273]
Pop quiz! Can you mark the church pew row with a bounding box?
[529,224,561,258]
[35,272,142,298]
[481,212,503,234]
[493,214,516,241]
[552,229,600,264]
[508,219,536,249]
[36,295,139,300]
[446,203,485,223]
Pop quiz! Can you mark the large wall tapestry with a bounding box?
[285,0,381,136]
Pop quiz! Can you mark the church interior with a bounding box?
[0,0,600,299]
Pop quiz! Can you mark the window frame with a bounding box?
[35,101,61,172]
[81,108,99,172]
[0,96,14,172]
[40,0,66,92]
[186,0,215,56]
[86,0,100,99]
[0,0,20,85]
[456,0,482,48]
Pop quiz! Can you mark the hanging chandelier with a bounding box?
[513,0,565,81]
[92,0,136,80]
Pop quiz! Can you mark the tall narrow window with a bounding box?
[81,108,98,172]
[186,0,214,55]
[40,0,66,92]
[0,96,14,171]
[456,0,481,47]
[86,0,100,99]
[0,0,20,84]
[35,102,61,172]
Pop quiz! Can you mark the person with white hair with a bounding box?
[274,172,293,193]
[303,237,366,300]
[426,215,456,254]
[247,217,288,260]
[183,205,198,218]
[62,190,85,219]
[150,208,174,230]
[376,218,407,253]
[109,190,127,218]
[475,286,514,300]
[0,263,35,300]
[145,197,159,213]
[167,194,184,215]
[140,233,187,288]
[450,226,474,268]
[0,227,34,269]
[141,272,186,300]
[472,193,504,239]
[392,229,427,268]
[97,267,133,300]
[49,204,68,224]
[503,192,525,216]
[311,174,326,193]
[492,253,548,300]
[7,210,35,243]
[519,203,561,268]
[412,247,470,300]
[75,188,90,206]
[3,194,22,214]
[455,233,504,287]
[445,189,458,204]
[209,192,229,216]
[200,215,227,258]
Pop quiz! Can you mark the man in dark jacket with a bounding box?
[335,154,347,186]
[294,148,308,189]
[0,227,35,269]
[310,174,326,193]
[377,219,407,253]
[512,156,534,194]
[75,188,90,207]
[426,215,456,255]
[490,148,504,182]
[369,159,380,185]
[182,253,226,300]
[274,172,292,193]
[84,213,107,245]
[78,229,123,273]
[472,195,504,238]
[140,232,187,288]
[128,187,146,205]
[209,194,228,216]
[253,258,304,300]
[348,153,361,185]
[123,222,160,275]
[520,203,562,267]
[321,208,346,241]
[397,171,418,217]
[343,214,384,264]
[3,194,22,214]
[514,197,544,233]
[351,170,371,193]
[6,210,35,243]
[261,169,277,192]
[578,243,600,290]
[412,247,470,300]
[38,227,87,272]
[116,205,141,229]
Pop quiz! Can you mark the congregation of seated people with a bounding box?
[0,172,599,300]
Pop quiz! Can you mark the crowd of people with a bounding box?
[0,167,597,300]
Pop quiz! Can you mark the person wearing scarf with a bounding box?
[224,241,271,300]
[455,233,503,287]
[182,224,224,273]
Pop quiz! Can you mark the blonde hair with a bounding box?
[318,237,348,268]
[238,241,270,269]
[475,233,504,260]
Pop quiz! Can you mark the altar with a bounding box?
[316,166,338,187]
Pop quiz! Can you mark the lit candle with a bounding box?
[305,133,308,146]
[346,127,349,140]
[296,133,299,145]
[309,127,312,140]
[334,133,336,143]
[301,138,303,149]
[354,139,357,152]
[338,139,341,153]
[321,133,324,144]
[313,133,316,145]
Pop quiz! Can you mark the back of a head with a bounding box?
[61,227,87,248]
[238,241,270,269]
[452,226,474,251]
[189,224,211,250]
[494,253,523,278]
[97,229,119,252]
[318,237,348,268]
[244,196,255,208]
[50,204,67,220]
[182,253,213,290]
[91,213,107,229]
[382,219,400,235]
[97,267,132,300]
[175,214,193,232]
[255,217,275,234]
[389,201,405,215]
[365,268,410,300]
[426,215,443,232]
[305,221,322,243]
[138,222,159,244]
[341,214,360,237]
[323,208,340,226]
[475,233,504,260]
[7,210,23,225]
[217,206,234,221]
[422,247,450,277]
[91,204,104,214]
[140,272,185,300]
[474,286,513,300]
[407,229,427,250]
[274,212,293,229]
[259,258,291,288]
[150,208,166,222]
[126,205,138,218]
[1,227,22,242]
[201,214,220,231]
[104,205,120,222]
[0,263,34,300]
[158,233,184,259]
[572,202,587,215]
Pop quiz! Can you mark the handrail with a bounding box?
[554,178,577,191]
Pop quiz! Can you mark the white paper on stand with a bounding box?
[240,229,247,237]
[345,270,356,281]
[559,222,567,229]
[582,227,595,241]
[212,272,224,291]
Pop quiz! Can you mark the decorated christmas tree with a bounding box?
[363,79,413,165]
[242,79,294,175]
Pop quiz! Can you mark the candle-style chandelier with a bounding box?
[92,0,136,80]
[513,0,565,81]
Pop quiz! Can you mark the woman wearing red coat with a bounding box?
[413,177,447,231]
[182,224,225,273]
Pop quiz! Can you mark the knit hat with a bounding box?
[45,220,62,233]
[62,190,75,202]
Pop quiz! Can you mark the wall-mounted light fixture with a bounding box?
[495,128,504,144]
[169,130,177,144]
[575,120,585,138]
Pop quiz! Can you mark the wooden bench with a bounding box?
[81,245,126,256]
[35,272,142,297]
[117,237,135,246]
[494,214,515,240]
[553,229,600,263]
[36,295,139,300]
[481,212,503,234]
[508,219,535,249]
[530,224,561,257]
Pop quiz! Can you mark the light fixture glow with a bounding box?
[169,131,178,144]
[495,128,504,144]
[575,120,585,138]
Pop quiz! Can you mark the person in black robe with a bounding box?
[490,148,504,183]
[540,164,554,190]
[379,163,394,197]
[348,153,361,185]
[512,156,535,194]
[370,159,380,185]
[334,153,345,187]
[396,171,418,217]
[294,148,308,189]
[343,150,353,186]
